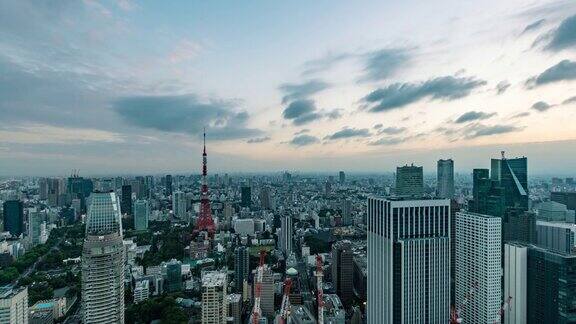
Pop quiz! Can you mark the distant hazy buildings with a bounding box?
[456,211,501,324]
[339,171,345,184]
[367,197,450,323]
[201,271,228,324]
[395,164,423,197]
[0,286,28,324]
[2,200,23,237]
[82,192,125,324]
[436,159,454,199]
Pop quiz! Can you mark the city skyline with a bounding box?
[2,0,576,175]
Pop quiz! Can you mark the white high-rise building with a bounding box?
[437,159,455,199]
[172,191,187,220]
[0,287,28,324]
[504,243,527,324]
[367,197,451,324]
[133,280,150,304]
[280,213,293,257]
[455,211,501,324]
[202,271,228,324]
[82,192,125,324]
[134,199,149,231]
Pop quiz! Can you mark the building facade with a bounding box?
[202,271,228,324]
[0,287,28,324]
[82,192,125,324]
[367,197,450,324]
[395,165,424,197]
[437,159,455,199]
[504,243,527,324]
[455,211,501,324]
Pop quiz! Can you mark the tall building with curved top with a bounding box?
[82,192,125,324]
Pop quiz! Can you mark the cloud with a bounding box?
[324,127,371,140]
[301,52,352,75]
[531,101,553,112]
[462,124,524,139]
[113,95,262,140]
[369,137,407,146]
[168,39,203,63]
[373,123,383,129]
[526,60,576,87]
[278,79,330,104]
[294,129,310,135]
[362,75,486,112]
[281,100,342,125]
[325,109,343,120]
[289,135,319,146]
[454,111,497,124]
[378,127,407,135]
[511,112,530,119]
[563,96,576,105]
[521,19,546,34]
[359,48,411,82]
[496,81,511,94]
[246,136,271,144]
[544,14,576,51]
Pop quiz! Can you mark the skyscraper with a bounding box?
[28,208,44,246]
[172,191,186,220]
[121,184,132,216]
[437,159,454,199]
[82,192,125,324]
[331,240,353,307]
[367,197,450,324]
[2,200,24,237]
[455,211,501,324]
[504,243,527,324]
[165,174,173,197]
[527,245,576,323]
[260,265,275,318]
[280,213,293,257]
[241,186,251,207]
[341,199,352,226]
[165,259,182,293]
[134,199,149,231]
[339,171,345,184]
[395,164,423,197]
[202,271,228,324]
[259,187,272,210]
[234,246,249,292]
[491,155,528,211]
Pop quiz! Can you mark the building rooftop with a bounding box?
[202,271,226,287]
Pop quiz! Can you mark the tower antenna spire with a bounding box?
[195,127,215,236]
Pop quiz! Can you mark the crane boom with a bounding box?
[279,278,293,324]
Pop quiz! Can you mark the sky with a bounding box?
[1,0,576,176]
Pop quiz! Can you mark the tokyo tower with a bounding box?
[194,129,216,235]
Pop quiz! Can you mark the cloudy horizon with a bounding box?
[1,0,576,176]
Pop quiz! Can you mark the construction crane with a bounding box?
[450,281,478,324]
[493,296,513,324]
[278,278,293,324]
[251,250,266,324]
[315,254,325,324]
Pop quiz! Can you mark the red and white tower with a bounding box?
[195,129,216,236]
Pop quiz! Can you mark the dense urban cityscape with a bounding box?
[1,132,575,323]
